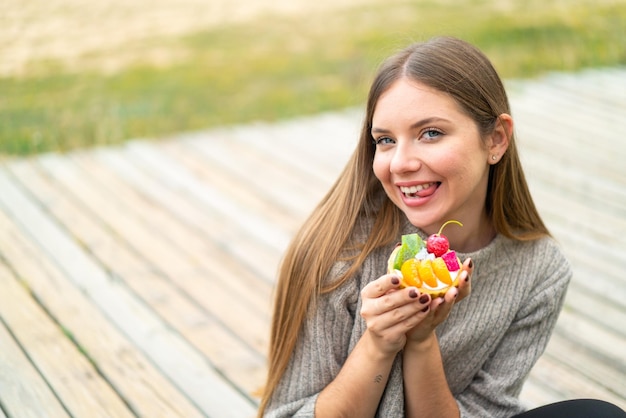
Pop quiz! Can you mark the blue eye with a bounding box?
[374,136,395,145]
[422,128,443,140]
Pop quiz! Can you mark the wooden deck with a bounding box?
[0,67,625,417]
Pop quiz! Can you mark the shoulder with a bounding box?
[465,234,572,300]
[508,235,571,278]
[494,233,565,258]
[487,234,571,273]
[498,235,573,298]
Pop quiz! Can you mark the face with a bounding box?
[371,78,494,240]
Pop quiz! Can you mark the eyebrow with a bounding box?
[371,117,451,134]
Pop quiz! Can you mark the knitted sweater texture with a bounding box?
[266,222,572,418]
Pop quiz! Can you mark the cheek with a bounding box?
[447,156,490,194]
[435,139,487,179]
[372,153,390,183]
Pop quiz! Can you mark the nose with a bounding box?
[390,141,421,174]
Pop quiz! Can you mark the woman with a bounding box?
[258,37,624,417]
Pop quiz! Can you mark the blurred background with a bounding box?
[1,0,625,155]
[1,2,625,415]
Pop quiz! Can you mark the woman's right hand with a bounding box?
[359,274,432,356]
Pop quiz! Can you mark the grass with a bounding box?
[1,0,625,155]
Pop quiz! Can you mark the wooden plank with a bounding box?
[0,294,70,417]
[531,71,626,116]
[528,354,626,411]
[520,373,569,409]
[68,151,273,320]
[93,142,273,284]
[549,68,626,101]
[196,111,357,187]
[125,140,291,256]
[552,308,626,370]
[512,86,626,171]
[54,153,270,383]
[0,260,133,417]
[563,282,626,339]
[542,329,626,401]
[0,195,206,417]
[529,191,626,291]
[161,137,303,234]
[522,149,626,216]
[6,158,267,402]
[48,151,273,343]
[96,142,288,284]
[250,111,360,174]
[178,130,329,219]
[181,120,353,200]
[0,168,257,418]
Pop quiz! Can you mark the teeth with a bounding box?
[400,183,434,195]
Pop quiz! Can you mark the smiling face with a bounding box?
[372,77,501,245]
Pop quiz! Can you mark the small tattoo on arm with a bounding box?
[374,374,383,383]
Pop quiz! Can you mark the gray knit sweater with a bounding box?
[266,222,572,418]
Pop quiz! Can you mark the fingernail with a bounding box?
[468,258,473,269]
[391,277,400,285]
[419,294,430,304]
[421,306,430,313]
[409,289,418,298]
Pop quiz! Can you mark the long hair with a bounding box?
[257,36,549,416]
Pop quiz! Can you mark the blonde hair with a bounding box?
[257,36,549,416]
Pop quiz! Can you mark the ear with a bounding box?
[487,113,513,164]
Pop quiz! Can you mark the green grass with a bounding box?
[2,0,625,155]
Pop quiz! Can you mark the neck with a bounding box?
[446,214,495,253]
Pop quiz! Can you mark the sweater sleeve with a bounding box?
[264,261,359,417]
[456,243,572,418]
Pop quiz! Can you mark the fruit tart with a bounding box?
[387,220,464,298]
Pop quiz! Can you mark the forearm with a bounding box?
[315,330,396,418]
[403,333,459,418]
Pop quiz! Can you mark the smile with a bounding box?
[399,182,439,198]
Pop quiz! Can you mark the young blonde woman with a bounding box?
[258,37,625,418]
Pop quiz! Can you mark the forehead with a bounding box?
[372,78,465,125]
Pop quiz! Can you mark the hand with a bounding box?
[360,273,432,356]
[406,258,473,344]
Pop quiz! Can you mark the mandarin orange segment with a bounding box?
[418,259,438,287]
[432,257,452,285]
[400,259,423,288]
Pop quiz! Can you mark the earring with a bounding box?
[491,155,497,161]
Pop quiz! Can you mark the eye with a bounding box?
[374,136,395,146]
[421,128,443,141]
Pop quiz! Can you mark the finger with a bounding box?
[368,293,432,332]
[429,295,454,325]
[443,285,459,305]
[456,258,473,302]
[362,273,401,299]
[373,286,426,315]
[362,287,430,324]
